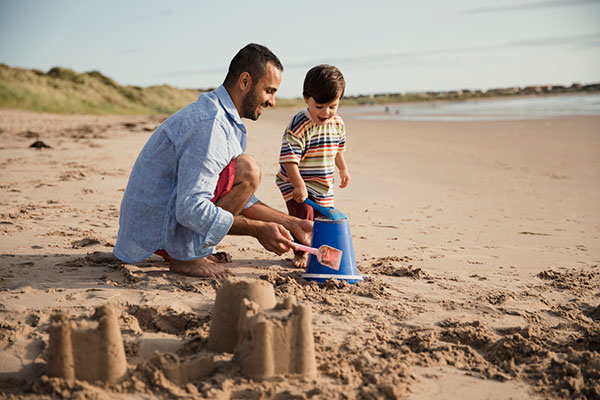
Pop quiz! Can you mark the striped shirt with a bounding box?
[276,109,346,207]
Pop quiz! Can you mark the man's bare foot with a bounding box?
[293,252,309,269]
[170,257,234,279]
[207,251,232,263]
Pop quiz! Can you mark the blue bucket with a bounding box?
[301,217,362,284]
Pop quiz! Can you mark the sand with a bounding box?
[0,107,598,399]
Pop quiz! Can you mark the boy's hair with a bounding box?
[303,64,345,103]
[223,43,283,88]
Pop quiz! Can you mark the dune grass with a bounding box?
[2,64,596,115]
[0,64,202,115]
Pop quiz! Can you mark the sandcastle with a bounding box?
[46,279,316,384]
[207,278,317,379]
[47,304,127,383]
[237,295,317,379]
[207,277,277,353]
[147,352,214,385]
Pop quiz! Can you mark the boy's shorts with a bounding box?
[155,158,236,260]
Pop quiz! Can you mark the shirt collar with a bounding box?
[302,108,313,122]
[213,85,244,127]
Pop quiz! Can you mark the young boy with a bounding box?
[276,64,350,268]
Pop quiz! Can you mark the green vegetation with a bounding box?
[1,63,598,115]
[0,64,202,115]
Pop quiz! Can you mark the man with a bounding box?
[113,44,312,278]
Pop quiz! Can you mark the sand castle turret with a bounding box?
[207,278,317,379]
[47,304,127,383]
[236,295,317,379]
[207,277,277,352]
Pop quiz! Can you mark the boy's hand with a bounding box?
[292,185,309,203]
[289,217,313,246]
[339,169,351,188]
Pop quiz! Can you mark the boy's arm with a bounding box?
[335,152,350,188]
[283,162,308,202]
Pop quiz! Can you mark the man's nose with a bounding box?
[266,94,276,107]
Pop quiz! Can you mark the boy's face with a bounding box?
[304,95,340,125]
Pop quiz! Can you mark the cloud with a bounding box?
[509,33,600,47]
[286,33,600,69]
[160,33,600,79]
[463,0,600,14]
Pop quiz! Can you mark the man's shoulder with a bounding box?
[189,91,224,120]
[167,92,228,128]
[152,97,231,147]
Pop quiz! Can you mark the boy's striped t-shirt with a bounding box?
[276,109,346,207]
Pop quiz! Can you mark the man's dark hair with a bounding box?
[223,43,283,88]
[303,64,345,103]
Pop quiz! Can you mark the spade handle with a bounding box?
[291,243,317,255]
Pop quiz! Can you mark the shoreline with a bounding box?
[339,92,600,122]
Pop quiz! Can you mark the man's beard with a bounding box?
[241,85,262,121]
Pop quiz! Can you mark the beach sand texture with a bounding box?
[0,107,598,399]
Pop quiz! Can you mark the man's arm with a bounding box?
[227,201,313,254]
[242,201,312,240]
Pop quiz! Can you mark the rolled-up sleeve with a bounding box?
[244,194,259,209]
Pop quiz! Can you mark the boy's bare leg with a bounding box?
[169,155,260,277]
[293,252,309,268]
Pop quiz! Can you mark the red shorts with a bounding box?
[155,158,236,260]
[210,158,236,202]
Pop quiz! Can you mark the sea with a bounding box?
[342,93,600,122]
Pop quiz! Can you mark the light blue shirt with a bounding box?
[114,85,258,263]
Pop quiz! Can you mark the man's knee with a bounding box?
[235,154,261,189]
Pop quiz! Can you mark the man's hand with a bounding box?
[236,201,314,254]
[255,221,294,255]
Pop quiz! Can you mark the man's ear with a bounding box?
[238,72,252,93]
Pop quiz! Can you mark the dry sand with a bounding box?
[0,107,598,399]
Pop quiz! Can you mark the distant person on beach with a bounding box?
[113,43,313,278]
[275,64,350,268]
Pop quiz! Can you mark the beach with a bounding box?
[0,106,599,399]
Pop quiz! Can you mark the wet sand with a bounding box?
[0,108,599,399]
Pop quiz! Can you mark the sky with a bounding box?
[1,0,599,98]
